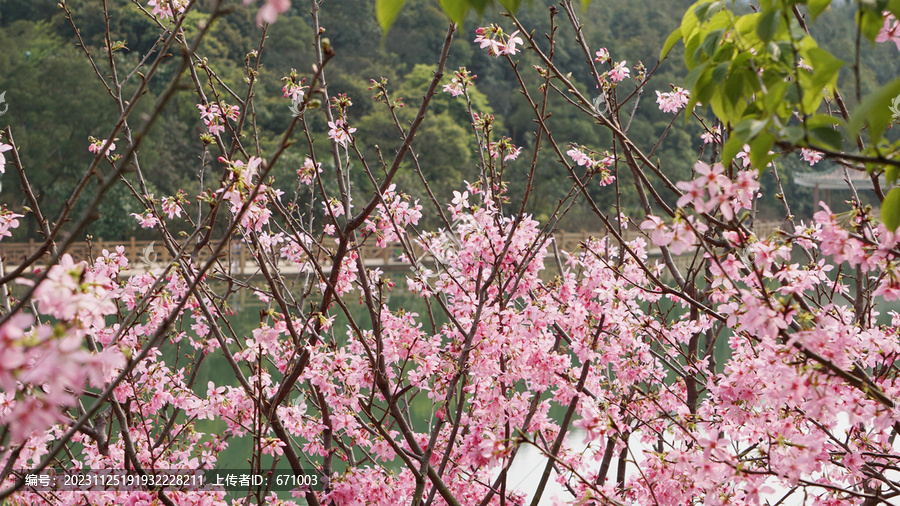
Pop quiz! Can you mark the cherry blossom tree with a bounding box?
[1,0,900,505]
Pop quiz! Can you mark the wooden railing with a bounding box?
[0,221,784,275]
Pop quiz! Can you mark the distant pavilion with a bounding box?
[794,165,887,204]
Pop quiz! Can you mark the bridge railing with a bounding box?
[0,221,785,274]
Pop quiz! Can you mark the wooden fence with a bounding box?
[0,221,784,276]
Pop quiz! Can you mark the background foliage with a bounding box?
[3,0,897,239]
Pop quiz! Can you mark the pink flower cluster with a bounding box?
[640,213,708,254]
[801,147,824,165]
[87,136,116,156]
[877,11,900,50]
[0,206,23,239]
[160,193,185,219]
[147,0,188,19]
[365,184,423,248]
[243,0,291,26]
[567,146,616,186]
[701,125,722,144]
[196,102,240,136]
[3,172,900,505]
[0,142,13,173]
[218,156,278,233]
[131,211,160,229]
[676,161,759,220]
[488,137,522,162]
[297,156,322,185]
[474,25,524,57]
[607,60,630,82]
[327,118,356,147]
[655,87,690,113]
[283,81,305,101]
[3,255,125,444]
[443,67,476,97]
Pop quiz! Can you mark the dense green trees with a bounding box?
[0,0,896,239]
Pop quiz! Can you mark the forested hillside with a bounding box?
[0,0,896,239]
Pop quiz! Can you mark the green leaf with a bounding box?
[693,2,714,23]
[806,113,844,129]
[793,48,842,114]
[687,64,716,112]
[734,12,761,37]
[685,61,710,92]
[660,27,683,59]
[749,132,776,170]
[763,79,789,116]
[808,126,842,151]
[733,118,769,141]
[467,0,491,13]
[731,50,753,70]
[808,0,832,19]
[723,72,745,103]
[699,1,724,22]
[882,187,900,232]
[857,7,886,43]
[498,0,521,12]
[890,0,900,19]
[700,29,724,58]
[681,0,708,43]
[806,48,843,89]
[722,135,746,167]
[376,0,406,35]
[711,62,729,83]
[886,165,899,185]
[848,77,900,145]
[684,31,704,67]
[756,9,780,43]
[780,125,805,144]
[438,0,468,25]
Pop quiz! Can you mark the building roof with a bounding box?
[794,166,887,190]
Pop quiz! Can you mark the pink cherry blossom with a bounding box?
[283,82,305,101]
[197,103,239,135]
[0,207,23,239]
[655,87,690,113]
[640,215,674,247]
[567,147,591,166]
[298,156,322,185]
[474,25,524,57]
[502,30,523,55]
[5,4,900,505]
[87,136,116,156]
[443,79,465,97]
[244,0,291,25]
[160,196,183,219]
[328,118,357,147]
[608,61,630,82]
[0,142,12,173]
[147,0,188,18]
[488,137,521,161]
[735,144,752,168]
[876,11,900,51]
[474,27,503,55]
[801,147,824,165]
[131,211,160,229]
[701,125,722,144]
